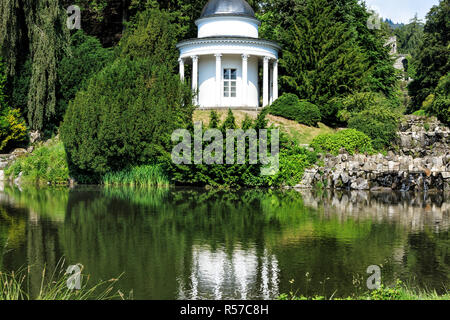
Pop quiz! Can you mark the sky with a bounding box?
[361,0,441,24]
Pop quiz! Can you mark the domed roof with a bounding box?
[200,0,256,19]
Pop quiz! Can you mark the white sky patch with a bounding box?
[361,0,441,24]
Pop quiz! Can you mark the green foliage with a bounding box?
[311,129,374,155]
[209,111,220,129]
[428,74,450,126]
[10,59,31,117]
[268,93,321,127]
[408,0,449,112]
[220,109,237,130]
[61,57,194,183]
[412,109,426,116]
[167,111,271,188]
[394,15,424,57]
[333,92,397,123]
[269,146,318,187]
[0,108,28,152]
[5,139,69,185]
[56,30,112,126]
[24,1,70,131]
[0,58,28,152]
[168,110,317,188]
[261,0,396,126]
[348,106,401,150]
[369,280,403,300]
[102,164,170,187]
[117,7,182,69]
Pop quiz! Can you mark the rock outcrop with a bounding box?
[297,116,450,191]
[396,116,449,157]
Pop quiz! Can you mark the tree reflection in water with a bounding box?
[0,185,449,299]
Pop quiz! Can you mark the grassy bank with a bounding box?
[193,110,336,145]
[4,138,69,185]
[278,280,450,300]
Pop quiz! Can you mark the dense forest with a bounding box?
[0,0,448,186]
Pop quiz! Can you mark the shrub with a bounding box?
[60,57,194,182]
[0,58,28,152]
[412,109,426,116]
[168,110,318,188]
[348,106,401,150]
[56,30,113,124]
[428,74,450,126]
[311,129,374,155]
[268,146,318,186]
[269,93,321,126]
[0,108,28,152]
[166,110,269,188]
[334,92,400,124]
[5,138,69,185]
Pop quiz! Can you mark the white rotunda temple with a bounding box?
[176,0,281,109]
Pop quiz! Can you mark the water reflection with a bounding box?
[178,245,279,300]
[0,185,449,299]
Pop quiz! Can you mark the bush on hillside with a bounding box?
[333,92,399,123]
[310,129,374,155]
[56,30,113,123]
[60,57,194,182]
[348,106,401,150]
[5,139,69,185]
[269,93,321,127]
[428,74,450,126]
[0,58,28,152]
[0,108,28,152]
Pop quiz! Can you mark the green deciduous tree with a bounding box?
[0,0,70,132]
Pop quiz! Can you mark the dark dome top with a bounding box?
[200,0,256,19]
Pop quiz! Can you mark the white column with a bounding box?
[191,55,199,104]
[273,59,278,101]
[269,64,273,104]
[214,53,222,107]
[179,58,185,82]
[242,54,249,107]
[263,56,270,107]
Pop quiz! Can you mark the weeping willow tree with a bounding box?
[0,0,25,77]
[0,0,69,131]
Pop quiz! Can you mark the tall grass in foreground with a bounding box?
[0,263,129,300]
[102,164,170,187]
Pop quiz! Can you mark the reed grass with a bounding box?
[0,261,129,300]
[102,164,170,187]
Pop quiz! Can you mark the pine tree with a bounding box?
[408,0,449,112]
[280,0,369,124]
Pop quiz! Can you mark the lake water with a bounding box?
[0,184,449,299]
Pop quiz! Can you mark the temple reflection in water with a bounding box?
[178,245,279,299]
